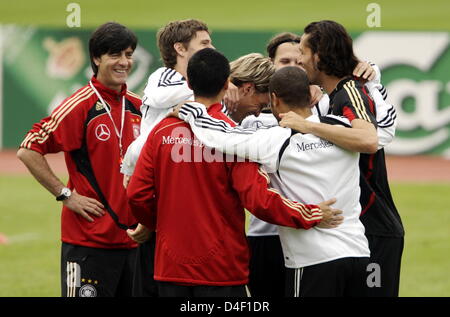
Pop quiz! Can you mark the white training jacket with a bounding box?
[121,67,193,176]
[179,103,370,268]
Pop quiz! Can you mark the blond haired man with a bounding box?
[226,53,275,124]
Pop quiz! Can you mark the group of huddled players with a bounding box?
[18,19,403,297]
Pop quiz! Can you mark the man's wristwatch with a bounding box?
[56,187,72,201]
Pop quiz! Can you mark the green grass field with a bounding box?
[1,175,450,296]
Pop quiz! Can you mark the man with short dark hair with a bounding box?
[126,48,342,297]
[17,22,143,297]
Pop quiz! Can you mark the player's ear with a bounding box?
[270,92,279,109]
[313,53,320,69]
[174,42,187,57]
[93,56,101,67]
[242,82,254,96]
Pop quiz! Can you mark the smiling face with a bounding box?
[230,83,270,123]
[94,46,134,92]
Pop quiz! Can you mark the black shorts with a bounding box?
[285,257,370,297]
[248,235,285,297]
[158,282,248,297]
[61,242,137,297]
[132,234,158,297]
[366,235,404,297]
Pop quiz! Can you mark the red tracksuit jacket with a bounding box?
[21,77,142,249]
[127,103,323,286]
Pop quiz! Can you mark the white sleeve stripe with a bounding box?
[162,68,175,82]
[158,82,185,87]
[158,68,186,87]
[181,103,204,118]
[181,103,272,135]
[378,106,396,126]
[378,116,396,127]
[157,68,173,87]
[378,85,388,100]
[166,68,177,82]
[378,115,396,128]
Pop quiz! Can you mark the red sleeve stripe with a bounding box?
[267,187,323,221]
[20,87,94,149]
[343,81,370,122]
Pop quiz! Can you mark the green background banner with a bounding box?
[1,26,449,156]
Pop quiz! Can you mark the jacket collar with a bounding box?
[90,76,127,101]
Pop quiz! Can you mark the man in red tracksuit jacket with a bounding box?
[127,48,342,297]
[18,23,144,297]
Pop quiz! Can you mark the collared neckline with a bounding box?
[90,76,127,101]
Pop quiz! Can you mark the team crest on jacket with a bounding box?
[79,284,97,297]
[95,124,111,141]
[132,123,140,139]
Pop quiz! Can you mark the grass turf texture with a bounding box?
[0,0,449,31]
[1,175,449,296]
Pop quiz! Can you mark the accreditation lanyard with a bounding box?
[89,81,125,162]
